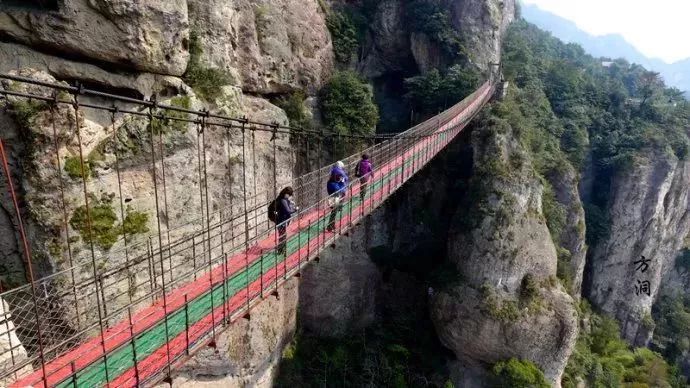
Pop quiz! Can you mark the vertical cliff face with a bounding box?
[187,0,334,95]
[166,279,299,388]
[587,153,690,345]
[0,0,190,75]
[359,0,515,78]
[430,117,578,386]
[449,0,515,69]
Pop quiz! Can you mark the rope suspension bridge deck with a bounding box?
[0,70,496,387]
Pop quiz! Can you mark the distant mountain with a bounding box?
[521,4,690,94]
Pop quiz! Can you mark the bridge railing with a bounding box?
[0,71,494,387]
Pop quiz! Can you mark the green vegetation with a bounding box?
[6,99,47,129]
[64,156,93,180]
[322,1,377,64]
[149,95,192,135]
[480,283,521,322]
[122,206,150,237]
[320,71,378,136]
[69,194,150,251]
[275,91,311,129]
[276,312,451,387]
[491,358,550,388]
[563,301,683,388]
[320,71,379,157]
[502,20,690,249]
[404,65,481,114]
[69,194,119,250]
[184,30,232,101]
[651,295,690,384]
[541,181,567,242]
[406,0,467,59]
[326,11,360,63]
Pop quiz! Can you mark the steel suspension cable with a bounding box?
[147,99,173,385]
[0,139,48,386]
[49,103,81,329]
[240,120,251,317]
[200,112,218,346]
[271,125,279,296]
[71,89,111,386]
[110,108,134,306]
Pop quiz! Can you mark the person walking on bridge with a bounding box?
[275,187,298,255]
[330,160,349,184]
[355,154,373,201]
[326,173,346,232]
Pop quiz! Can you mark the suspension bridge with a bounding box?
[0,69,497,387]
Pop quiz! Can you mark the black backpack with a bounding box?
[268,199,278,223]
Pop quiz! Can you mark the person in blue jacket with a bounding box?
[326,173,346,232]
[276,186,298,255]
[330,161,349,184]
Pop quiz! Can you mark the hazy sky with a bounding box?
[521,0,690,63]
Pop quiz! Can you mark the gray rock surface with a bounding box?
[0,42,167,99]
[432,119,578,386]
[165,278,299,388]
[299,208,387,337]
[359,0,516,76]
[450,0,516,69]
[551,166,587,296]
[188,0,334,94]
[0,0,189,75]
[358,0,415,78]
[588,153,690,345]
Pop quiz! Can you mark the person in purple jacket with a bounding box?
[355,154,373,201]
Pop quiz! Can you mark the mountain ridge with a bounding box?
[521,3,690,95]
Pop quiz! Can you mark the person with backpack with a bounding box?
[326,173,346,232]
[354,154,373,201]
[271,186,298,255]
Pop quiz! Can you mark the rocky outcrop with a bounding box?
[358,0,416,79]
[0,42,167,99]
[551,166,587,296]
[431,118,578,386]
[0,297,30,387]
[0,1,189,75]
[299,209,387,337]
[450,0,515,69]
[359,0,515,77]
[188,0,334,94]
[588,152,690,346]
[166,278,299,388]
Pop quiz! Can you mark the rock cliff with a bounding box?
[587,152,690,346]
[431,117,578,386]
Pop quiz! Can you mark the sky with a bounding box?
[521,0,690,64]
